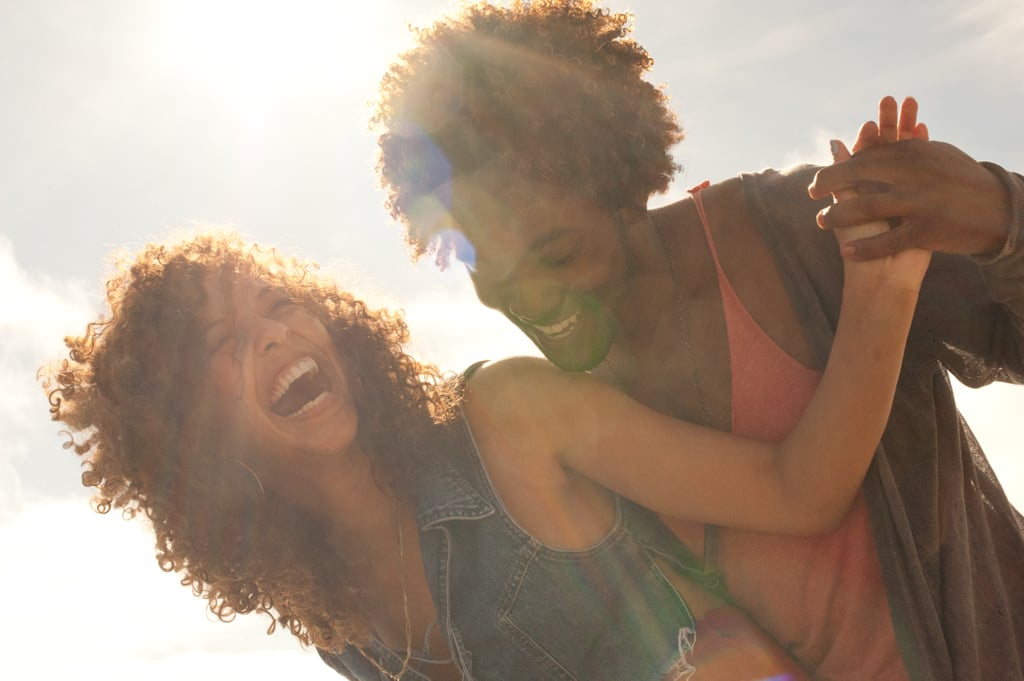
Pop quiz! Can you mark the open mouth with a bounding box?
[270,356,332,418]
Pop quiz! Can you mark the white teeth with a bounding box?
[285,390,329,418]
[536,311,579,340]
[270,356,318,405]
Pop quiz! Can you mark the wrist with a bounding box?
[842,247,930,295]
[974,162,1021,263]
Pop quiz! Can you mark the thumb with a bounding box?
[829,140,855,202]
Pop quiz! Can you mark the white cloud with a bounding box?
[0,236,96,365]
[403,291,541,374]
[781,128,841,172]
[0,237,99,516]
[949,0,1024,67]
[0,498,339,680]
[1,2,1020,677]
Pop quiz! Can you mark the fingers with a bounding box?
[826,139,891,246]
[816,192,902,229]
[828,140,856,201]
[808,96,925,201]
[875,95,922,143]
[830,139,852,163]
[838,228,913,260]
[877,96,899,144]
[807,139,915,200]
[851,121,879,154]
[896,97,919,141]
[849,96,924,153]
[809,158,867,200]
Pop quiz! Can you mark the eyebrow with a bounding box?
[201,318,229,349]
[526,229,572,254]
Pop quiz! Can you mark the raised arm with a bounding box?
[465,149,928,539]
[810,96,1024,385]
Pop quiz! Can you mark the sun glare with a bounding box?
[143,0,414,119]
[152,1,346,94]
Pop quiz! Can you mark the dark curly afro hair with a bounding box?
[374,0,684,265]
[40,230,459,652]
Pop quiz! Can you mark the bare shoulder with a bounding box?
[468,355,556,385]
[462,357,573,494]
[463,356,597,449]
[468,352,581,391]
[465,356,580,407]
[465,357,620,547]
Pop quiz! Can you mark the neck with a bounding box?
[273,442,403,555]
[611,205,689,350]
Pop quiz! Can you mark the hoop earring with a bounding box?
[230,459,266,500]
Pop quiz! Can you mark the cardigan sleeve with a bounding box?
[917,162,1024,387]
[748,162,1024,388]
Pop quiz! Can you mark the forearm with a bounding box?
[773,137,926,530]
[775,273,918,531]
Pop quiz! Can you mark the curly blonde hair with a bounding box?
[41,230,458,652]
[374,0,684,264]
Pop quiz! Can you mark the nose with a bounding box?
[506,278,567,325]
[468,264,568,326]
[253,316,288,353]
[469,273,504,312]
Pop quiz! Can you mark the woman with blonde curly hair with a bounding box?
[43,215,925,679]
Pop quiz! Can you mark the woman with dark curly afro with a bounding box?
[41,221,926,680]
[373,2,1024,680]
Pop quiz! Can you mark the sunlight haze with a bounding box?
[2,0,1021,678]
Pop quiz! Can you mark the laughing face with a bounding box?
[200,273,358,464]
[451,174,630,372]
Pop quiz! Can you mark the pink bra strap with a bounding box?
[688,180,720,266]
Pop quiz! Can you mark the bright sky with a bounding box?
[2,0,1022,679]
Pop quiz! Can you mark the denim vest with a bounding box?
[319,417,708,680]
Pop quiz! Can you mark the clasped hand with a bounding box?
[809,96,1012,261]
[824,98,931,291]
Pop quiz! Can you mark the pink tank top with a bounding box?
[668,183,907,680]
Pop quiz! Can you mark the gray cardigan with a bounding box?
[742,163,1024,681]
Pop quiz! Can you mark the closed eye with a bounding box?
[264,288,304,316]
[204,330,238,360]
[540,245,580,268]
[270,296,302,313]
[203,317,232,357]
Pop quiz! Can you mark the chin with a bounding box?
[527,316,614,374]
[536,339,610,373]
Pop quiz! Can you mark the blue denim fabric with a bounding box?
[319,418,709,680]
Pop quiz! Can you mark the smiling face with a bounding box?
[200,272,358,465]
[451,173,631,372]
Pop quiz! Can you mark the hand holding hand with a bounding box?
[809,96,1011,260]
[829,138,931,292]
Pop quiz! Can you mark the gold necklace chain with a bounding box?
[647,212,710,428]
[358,513,414,680]
[649,211,725,590]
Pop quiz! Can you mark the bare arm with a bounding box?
[469,278,916,536]
[465,151,928,539]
